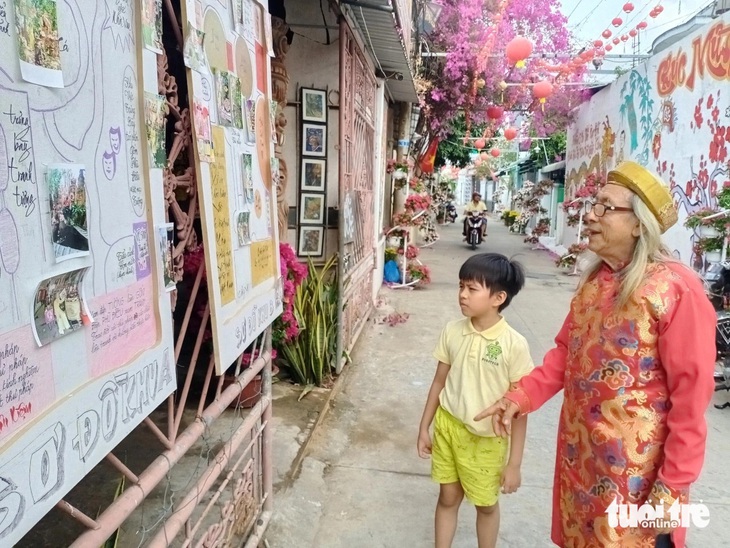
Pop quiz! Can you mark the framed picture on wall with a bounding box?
[299,193,326,225]
[302,123,326,157]
[301,88,327,123]
[301,158,326,191]
[298,226,324,257]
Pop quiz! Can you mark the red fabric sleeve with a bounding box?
[652,274,716,501]
[506,312,572,414]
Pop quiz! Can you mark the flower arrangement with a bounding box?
[398,244,420,260]
[405,194,432,213]
[384,247,398,263]
[272,243,308,351]
[524,218,550,244]
[407,263,431,285]
[699,236,724,253]
[555,242,588,269]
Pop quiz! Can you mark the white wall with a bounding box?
[564,12,730,267]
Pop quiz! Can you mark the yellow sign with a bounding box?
[251,240,275,288]
[210,126,235,305]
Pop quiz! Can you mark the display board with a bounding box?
[184,0,283,374]
[565,12,730,264]
[0,1,175,543]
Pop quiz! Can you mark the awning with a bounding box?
[541,160,566,173]
[341,1,419,103]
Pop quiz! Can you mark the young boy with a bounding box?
[417,253,533,548]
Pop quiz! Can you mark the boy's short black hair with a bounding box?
[458,253,525,311]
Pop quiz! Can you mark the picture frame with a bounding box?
[299,193,326,225]
[298,226,324,257]
[301,88,327,123]
[302,123,326,157]
[301,158,326,192]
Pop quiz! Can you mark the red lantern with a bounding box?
[602,29,612,39]
[612,17,623,27]
[613,37,620,45]
[582,50,594,61]
[504,127,518,141]
[605,44,613,52]
[486,105,504,120]
[480,151,489,160]
[629,29,638,38]
[490,148,500,158]
[650,8,658,18]
[474,138,486,150]
[621,34,629,42]
[506,36,533,68]
[655,5,664,14]
[533,80,554,106]
[623,2,634,13]
[475,158,483,167]
[637,21,648,30]
[593,40,603,48]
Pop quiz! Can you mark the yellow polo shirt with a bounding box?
[464,200,487,213]
[433,317,534,437]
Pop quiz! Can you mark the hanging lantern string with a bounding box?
[591,1,665,52]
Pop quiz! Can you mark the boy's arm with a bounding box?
[419,361,450,433]
[501,414,527,494]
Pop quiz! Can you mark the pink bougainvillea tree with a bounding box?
[422,0,590,140]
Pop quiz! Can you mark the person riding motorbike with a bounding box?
[463,192,487,241]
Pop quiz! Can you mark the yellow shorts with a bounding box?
[431,406,508,507]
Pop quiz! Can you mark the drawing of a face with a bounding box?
[102,151,116,180]
[109,127,122,154]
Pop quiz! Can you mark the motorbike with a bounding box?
[704,262,730,409]
[445,201,458,223]
[465,211,486,250]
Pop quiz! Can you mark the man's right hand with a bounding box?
[474,398,520,437]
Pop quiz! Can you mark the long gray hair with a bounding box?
[580,193,679,308]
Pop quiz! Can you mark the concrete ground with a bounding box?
[265,216,730,547]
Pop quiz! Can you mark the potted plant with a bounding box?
[685,207,721,237]
[406,263,431,285]
[700,236,724,264]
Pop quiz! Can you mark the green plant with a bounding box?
[699,237,724,253]
[279,254,339,387]
[718,186,730,209]
[684,207,719,229]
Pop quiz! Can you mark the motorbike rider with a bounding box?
[463,192,488,240]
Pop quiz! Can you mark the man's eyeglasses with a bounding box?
[584,200,633,217]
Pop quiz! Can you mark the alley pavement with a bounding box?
[265,216,730,548]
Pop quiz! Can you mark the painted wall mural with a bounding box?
[565,13,730,266]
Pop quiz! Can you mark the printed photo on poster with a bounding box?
[141,0,163,53]
[15,0,64,87]
[236,211,251,246]
[183,23,206,71]
[271,157,280,189]
[264,12,274,57]
[158,223,176,292]
[270,99,278,144]
[215,69,233,126]
[302,88,327,123]
[231,74,244,129]
[298,226,324,257]
[193,98,215,162]
[242,153,254,204]
[300,193,325,225]
[302,123,326,157]
[48,164,90,262]
[244,97,256,144]
[32,267,90,347]
[145,92,168,168]
[301,158,326,191]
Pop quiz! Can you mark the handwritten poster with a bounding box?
[87,277,157,377]
[0,327,54,443]
[210,125,235,305]
[251,240,274,287]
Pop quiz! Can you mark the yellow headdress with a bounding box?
[606,161,678,233]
